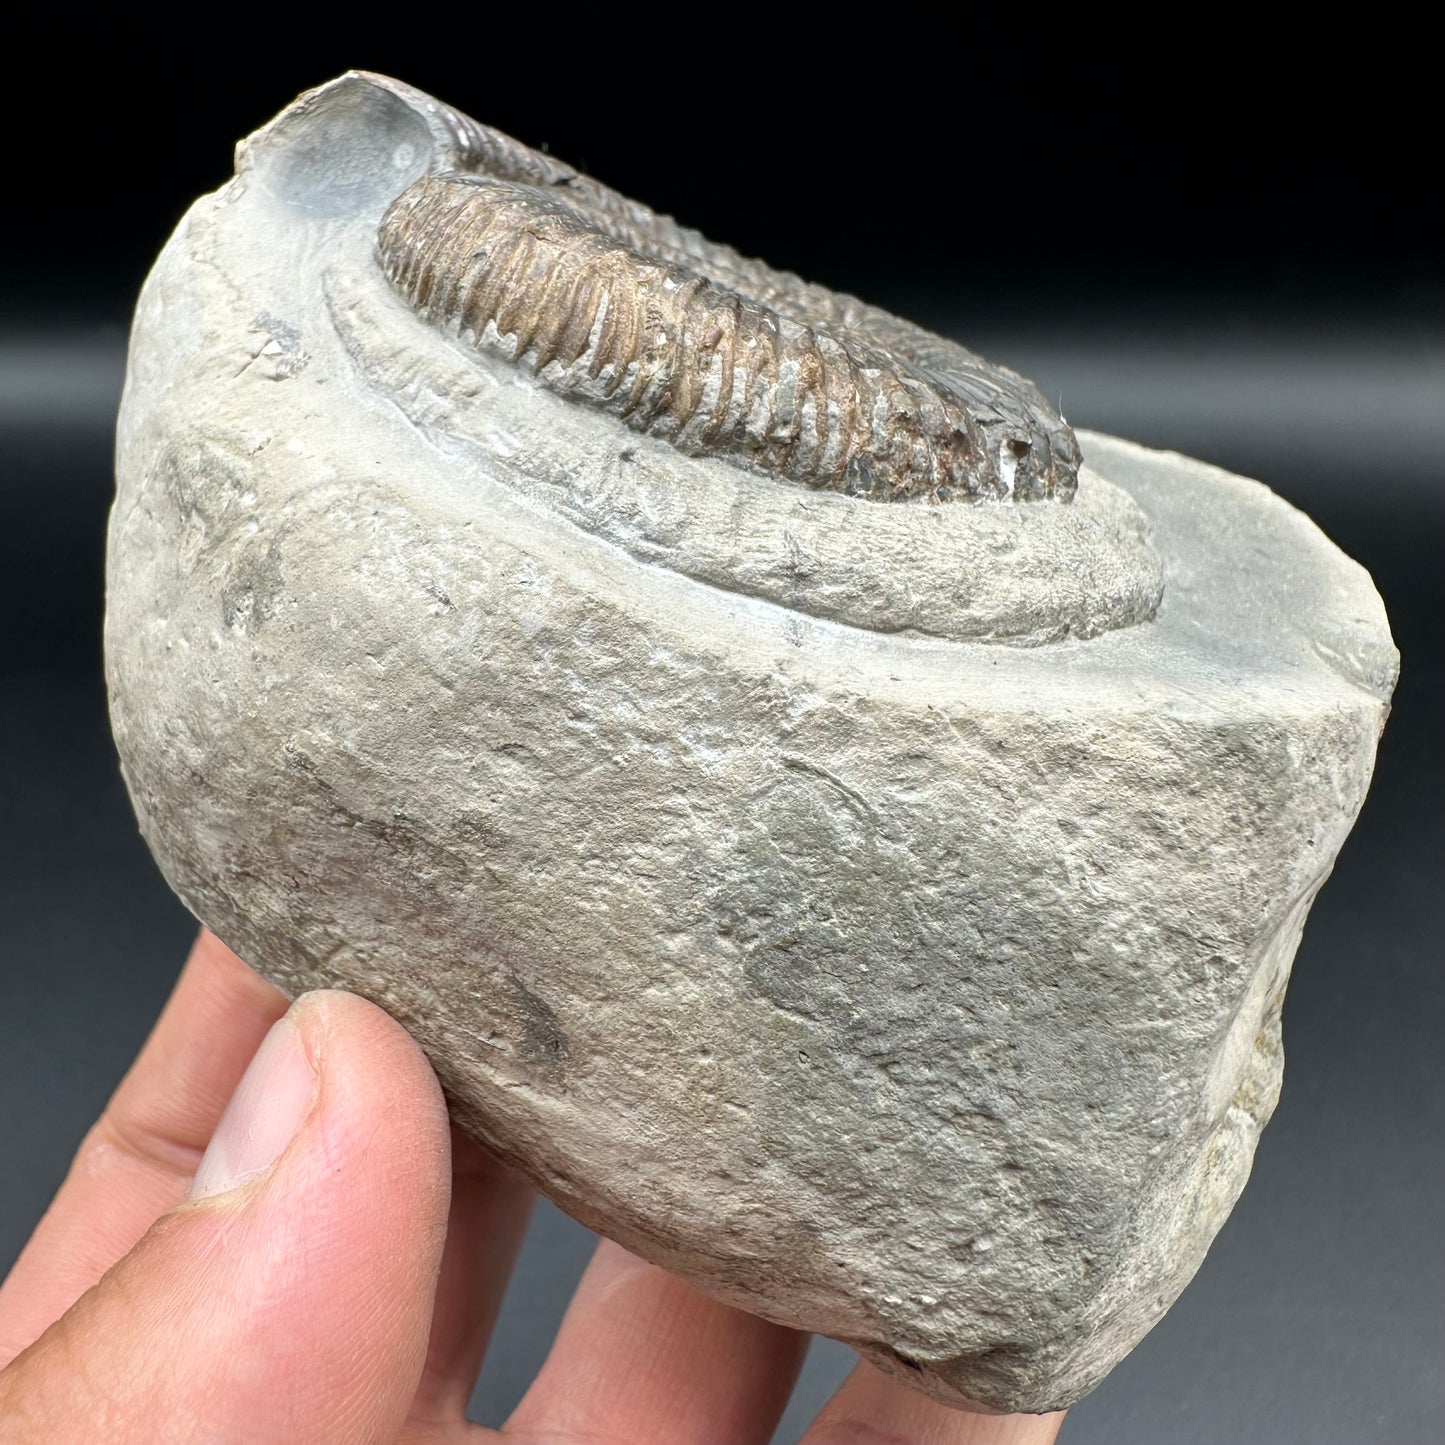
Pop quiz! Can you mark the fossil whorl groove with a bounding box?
[377,128,1080,503]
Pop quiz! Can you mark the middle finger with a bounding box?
[505,1238,807,1445]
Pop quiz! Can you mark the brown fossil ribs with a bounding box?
[378,117,1079,503]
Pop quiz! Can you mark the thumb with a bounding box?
[0,990,452,1445]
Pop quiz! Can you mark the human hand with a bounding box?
[0,930,1065,1443]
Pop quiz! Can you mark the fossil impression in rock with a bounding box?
[106,73,1397,1412]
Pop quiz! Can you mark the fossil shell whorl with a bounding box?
[377,162,1079,503]
[228,70,1160,643]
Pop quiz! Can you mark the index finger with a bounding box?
[0,928,287,1365]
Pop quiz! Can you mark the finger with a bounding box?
[799,1360,1065,1445]
[0,928,286,1364]
[406,1127,533,1426]
[506,1238,807,1445]
[0,990,452,1445]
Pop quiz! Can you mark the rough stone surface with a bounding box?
[105,74,1397,1413]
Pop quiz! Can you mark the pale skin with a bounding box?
[0,930,1066,1444]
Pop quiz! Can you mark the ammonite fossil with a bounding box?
[106,73,1396,1412]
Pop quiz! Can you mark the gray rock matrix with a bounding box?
[106,74,1397,1412]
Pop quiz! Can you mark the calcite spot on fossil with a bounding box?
[378,170,1079,504]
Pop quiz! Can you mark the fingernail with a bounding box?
[188,1009,318,1201]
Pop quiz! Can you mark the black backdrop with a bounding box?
[2,13,1441,1441]
[6,20,1439,320]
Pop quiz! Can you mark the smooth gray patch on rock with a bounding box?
[106,73,1396,1413]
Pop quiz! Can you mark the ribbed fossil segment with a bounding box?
[379,170,1079,503]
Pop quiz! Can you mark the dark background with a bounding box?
[1,15,1440,1441]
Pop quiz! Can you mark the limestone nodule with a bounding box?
[106,72,1396,1412]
